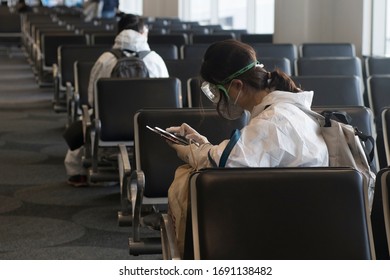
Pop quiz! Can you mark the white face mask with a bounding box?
[217,81,245,120]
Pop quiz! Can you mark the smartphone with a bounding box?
[146,125,190,146]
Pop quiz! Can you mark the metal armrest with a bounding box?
[91,118,100,172]
[52,63,58,79]
[161,213,181,260]
[52,65,66,111]
[82,105,93,166]
[52,63,61,101]
[118,144,132,226]
[130,169,145,242]
[82,104,91,141]
[66,81,75,126]
[128,170,162,255]
[65,81,74,105]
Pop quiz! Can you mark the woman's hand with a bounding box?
[166,141,193,164]
[166,123,209,145]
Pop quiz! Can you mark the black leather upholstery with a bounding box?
[59,45,110,87]
[292,75,363,106]
[164,59,202,107]
[95,77,182,142]
[134,108,248,198]
[189,167,374,260]
[371,167,390,259]
[299,43,356,57]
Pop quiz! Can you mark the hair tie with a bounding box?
[267,72,272,85]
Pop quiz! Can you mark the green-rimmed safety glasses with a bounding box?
[201,82,229,103]
[201,60,261,103]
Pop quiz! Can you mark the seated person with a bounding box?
[64,13,169,187]
[87,13,169,107]
[165,39,329,257]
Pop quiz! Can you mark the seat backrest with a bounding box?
[295,57,364,97]
[295,57,363,78]
[165,59,202,107]
[34,24,67,43]
[134,108,249,198]
[148,34,188,49]
[149,43,179,60]
[380,169,390,257]
[189,167,374,260]
[292,75,363,106]
[180,44,209,60]
[59,45,110,87]
[365,57,390,76]
[213,29,248,40]
[74,61,95,107]
[370,167,390,260]
[190,33,235,44]
[0,12,21,33]
[381,107,390,166]
[261,57,292,75]
[249,43,297,74]
[240,34,273,43]
[368,77,390,169]
[95,77,182,144]
[89,32,116,45]
[299,43,356,57]
[187,77,214,108]
[367,75,390,120]
[42,33,88,67]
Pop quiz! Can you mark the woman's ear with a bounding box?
[231,79,244,91]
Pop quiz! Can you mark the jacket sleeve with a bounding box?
[87,53,117,107]
[87,61,103,108]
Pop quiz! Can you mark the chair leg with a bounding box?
[129,237,162,256]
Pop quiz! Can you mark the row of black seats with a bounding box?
[63,70,388,259]
[6,4,385,261]
[116,105,380,258]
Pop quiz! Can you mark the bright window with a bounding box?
[180,0,274,33]
[119,0,143,15]
[218,0,247,29]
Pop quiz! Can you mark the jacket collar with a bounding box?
[251,90,314,117]
[113,29,151,52]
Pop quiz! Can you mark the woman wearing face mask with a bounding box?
[166,39,328,169]
[164,39,328,257]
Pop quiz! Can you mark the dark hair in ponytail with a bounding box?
[267,69,301,93]
[201,39,301,93]
[230,66,301,93]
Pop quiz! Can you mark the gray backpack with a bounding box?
[300,107,376,210]
[109,49,150,78]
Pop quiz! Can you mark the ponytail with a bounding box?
[267,69,301,93]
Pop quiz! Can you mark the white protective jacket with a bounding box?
[87,29,169,107]
[193,90,329,168]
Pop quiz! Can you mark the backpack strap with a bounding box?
[355,128,375,163]
[321,110,352,127]
[219,129,241,167]
[109,48,126,59]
